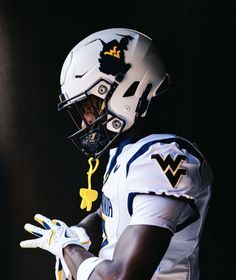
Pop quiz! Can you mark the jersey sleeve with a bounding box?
[125,140,202,201]
[129,194,193,233]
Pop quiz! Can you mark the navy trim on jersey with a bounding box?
[101,218,108,248]
[126,137,204,177]
[176,201,200,232]
[126,140,162,177]
[127,192,140,215]
[104,136,136,182]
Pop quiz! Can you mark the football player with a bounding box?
[20,28,213,280]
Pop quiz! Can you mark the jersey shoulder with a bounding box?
[122,133,211,200]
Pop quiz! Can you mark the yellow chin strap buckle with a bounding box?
[79,157,99,211]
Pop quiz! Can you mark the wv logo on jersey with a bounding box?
[151,154,187,187]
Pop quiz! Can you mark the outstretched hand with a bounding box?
[20,213,91,258]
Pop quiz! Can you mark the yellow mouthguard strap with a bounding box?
[79,157,99,211]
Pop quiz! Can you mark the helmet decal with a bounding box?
[98,34,133,76]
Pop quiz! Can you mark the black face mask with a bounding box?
[68,113,125,158]
[77,124,110,156]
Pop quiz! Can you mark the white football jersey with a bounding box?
[99,133,212,280]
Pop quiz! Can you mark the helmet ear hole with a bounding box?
[135,83,152,118]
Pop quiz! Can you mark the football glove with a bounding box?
[52,219,91,280]
[20,213,91,260]
[53,221,92,280]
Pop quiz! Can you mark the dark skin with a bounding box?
[63,205,173,279]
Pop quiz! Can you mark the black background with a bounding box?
[0,0,234,279]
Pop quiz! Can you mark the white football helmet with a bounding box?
[58,27,170,158]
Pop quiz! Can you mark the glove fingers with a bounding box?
[34,213,52,229]
[70,227,90,243]
[24,223,44,237]
[68,226,91,250]
[52,219,67,227]
[20,238,40,248]
[78,228,90,243]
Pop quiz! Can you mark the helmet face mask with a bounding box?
[68,116,125,158]
[58,28,170,158]
[60,81,126,158]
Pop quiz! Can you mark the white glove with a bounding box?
[20,214,91,275]
[53,220,91,280]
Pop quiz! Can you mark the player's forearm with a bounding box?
[76,206,102,255]
[63,244,95,279]
[77,206,102,230]
[64,206,103,278]
[64,245,116,280]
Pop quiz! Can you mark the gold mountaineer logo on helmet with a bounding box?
[104,46,121,58]
[98,34,133,76]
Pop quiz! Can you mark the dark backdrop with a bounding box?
[0,0,234,279]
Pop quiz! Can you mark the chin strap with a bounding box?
[79,157,99,211]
